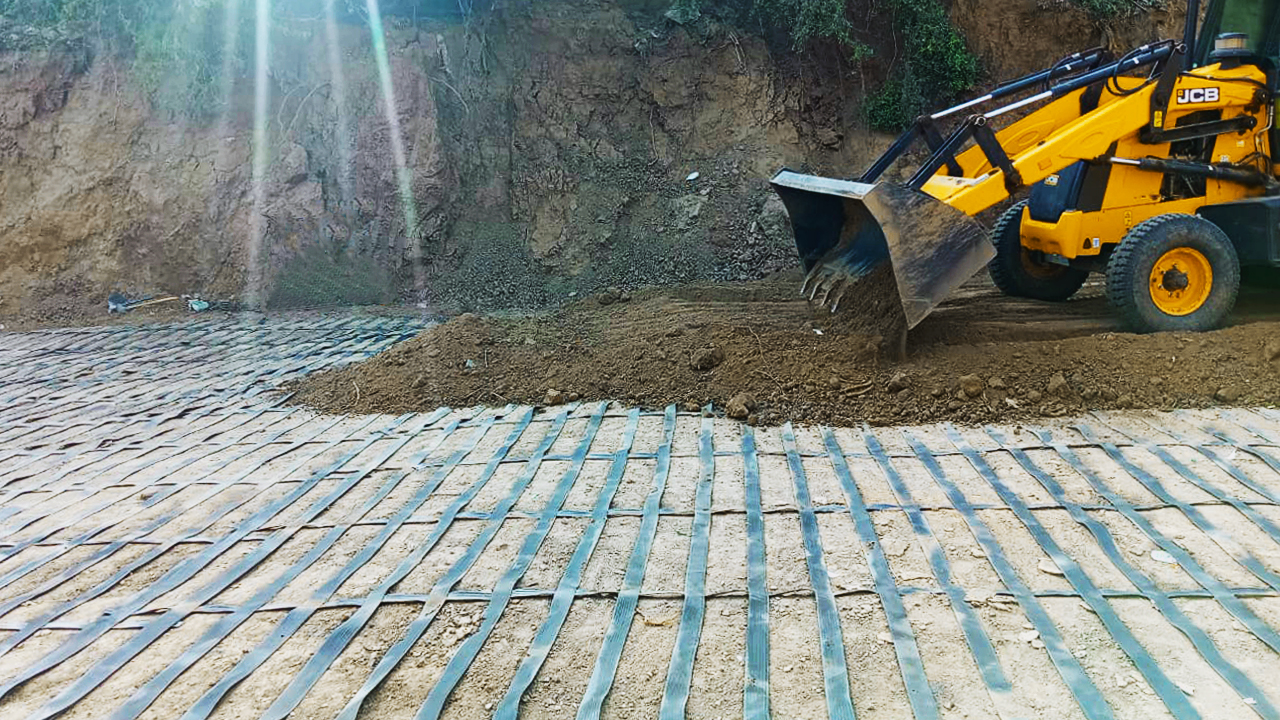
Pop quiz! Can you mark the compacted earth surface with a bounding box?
[292,273,1280,426]
[1,314,1280,720]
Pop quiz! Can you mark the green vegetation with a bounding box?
[863,0,979,131]
[0,0,253,116]
[670,0,978,132]
[1073,0,1163,20]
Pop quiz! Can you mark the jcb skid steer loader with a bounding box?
[773,0,1280,334]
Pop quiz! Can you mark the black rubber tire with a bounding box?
[1105,213,1240,333]
[988,201,1090,301]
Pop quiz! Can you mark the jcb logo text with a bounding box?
[1176,87,1220,104]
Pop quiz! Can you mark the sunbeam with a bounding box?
[247,0,271,310]
[365,0,425,298]
[323,0,356,256]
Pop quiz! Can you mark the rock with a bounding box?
[598,293,617,307]
[672,194,707,231]
[1116,394,1133,408]
[1030,638,1045,650]
[1149,549,1178,565]
[747,414,759,426]
[1019,629,1040,642]
[827,377,842,390]
[887,372,911,393]
[544,389,565,406]
[880,538,910,557]
[987,376,1006,390]
[726,393,758,420]
[947,400,963,411]
[1047,372,1069,397]
[682,401,701,413]
[1265,339,1280,362]
[1215,386,1242,403]
[690,346,725,371]
[1025,390,1043,404]
[959,374,984,398]
[426,347,442,359]
[566,392,580,403]
[1038,558,1064,576]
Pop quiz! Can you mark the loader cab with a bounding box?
[1196,0,1280,67]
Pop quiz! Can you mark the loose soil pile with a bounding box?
[290,274,1280,426]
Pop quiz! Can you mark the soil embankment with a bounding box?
[291,274,1280,426]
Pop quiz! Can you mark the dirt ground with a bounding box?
[290,272,1280,426]
[3,312,1280,720]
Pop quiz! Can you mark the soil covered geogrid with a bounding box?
[289,273,1280,426]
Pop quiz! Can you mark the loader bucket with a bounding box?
[770,170,995,329]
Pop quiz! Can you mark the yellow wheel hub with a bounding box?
[1149,247,1212,316]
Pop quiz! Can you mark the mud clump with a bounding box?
[290,275,1280,426]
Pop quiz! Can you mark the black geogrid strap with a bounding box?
[0,405,294,579]
[575,406,677,720]
[938,427,1205,720]
[893,428,1115,720]
[0,412,417,700]
[28,413,438,720]
[0,411,366,660]
[1023,430,1280,656]
[108,413,477,720]
[325,407,573,720]
[656,415,715,720]
[0,410,301,615]
[742,427,770,720]
[779,426,854,720]
[1076,426,1280,592]
[494,409,642,719]
[1092,422,1280,546]
[984,427,1280,719]
[862,429,1025,719]
[821,428,938,720]
[413,405,615,719]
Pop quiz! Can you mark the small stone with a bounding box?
[1038,558,1064,576]
[887,372,911,393]
[566,392,580,403]
[1150,549,1178,565]
[1116,394,1133,408]
[1047,372,1069,397]
[682,401,701,413]
[1265,339,1280,362]
[747,414,759,426]
[726,393,758,420]
[1030,638,1045,650]
[959,374,984,398]
[987,376,1006,390]
[1177,682,1195,696]
[426,347,442,359]
[877,631,893,644]
[1215,387,1242,403]
[544,389,565,406]
[1025,390,1043,403]
[970,547,986,558]
[827,377,842,390]
[880,538,910,557]
[947,400,964,411]
[1019,629,1040,642]
[1116,674,1133,689]
[690,346,725,371]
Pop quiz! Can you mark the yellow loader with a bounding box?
[773,0,1280,334]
